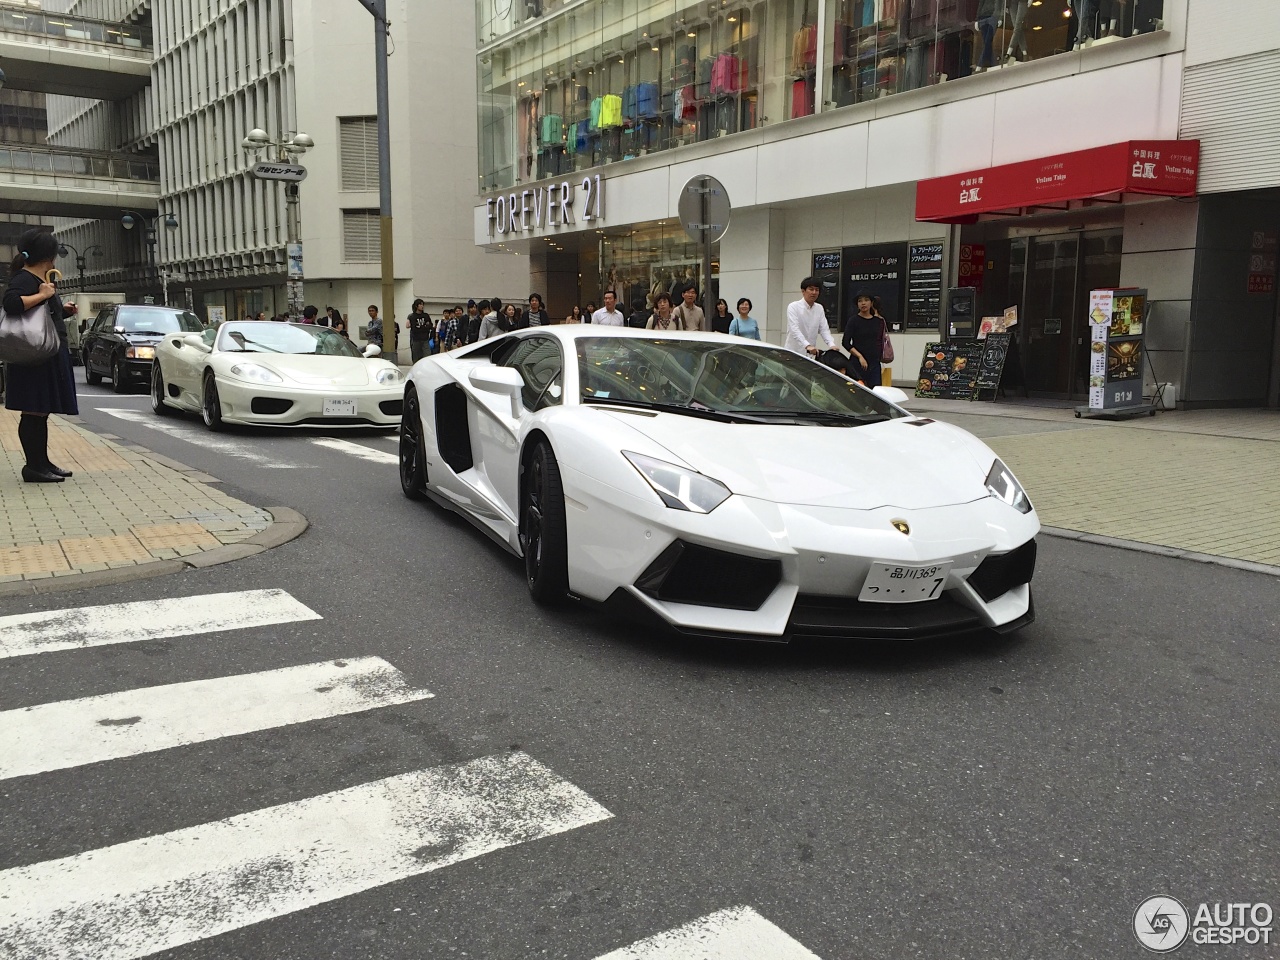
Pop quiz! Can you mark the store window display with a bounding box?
[476,0,1166,191]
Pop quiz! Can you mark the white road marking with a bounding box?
[0,656,432,780]
[594,907,823,960]
[0,588,322,660]
[95,407,299,468]
[0,752,613,960]
[310,437,398,464]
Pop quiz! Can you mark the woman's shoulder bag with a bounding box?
[0,300,60,365]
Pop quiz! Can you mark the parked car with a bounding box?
[398,327,1040,641]
[151,320,404,429]
[82,304,205,393]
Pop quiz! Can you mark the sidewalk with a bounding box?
[0,410,304,597]
[910,398,1280,572]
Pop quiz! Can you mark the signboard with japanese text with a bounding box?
[1248,231,1277,294]
[958,243,985,292]
[906,242,944,329]
[913,341,985,400]
[841,242,906,332]
[1087,288,1148,411]
[811,250,841,328]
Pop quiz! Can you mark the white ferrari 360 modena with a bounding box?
[399,326,1040,641]
[151,321,405,429]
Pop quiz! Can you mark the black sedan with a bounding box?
[82,304,205,393]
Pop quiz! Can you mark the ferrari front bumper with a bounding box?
[212,376,404,427]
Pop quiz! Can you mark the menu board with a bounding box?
[906,241,944,329]
[914,341,985,400]
[1087,288,1148,410]
[973,332,1012,394]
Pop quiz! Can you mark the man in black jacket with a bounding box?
[521,293,550,329]
[405,299,434,363]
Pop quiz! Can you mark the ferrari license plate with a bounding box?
[323,399,357,417]
[858,561,952,603]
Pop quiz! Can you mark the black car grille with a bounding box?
[251,397,294,415]
[789,594,986,640]
[379,399,403,416]
[636,540,781,611]
[966,539,1037,603]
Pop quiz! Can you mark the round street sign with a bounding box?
[678,175,731,244]
[251,161,308,182]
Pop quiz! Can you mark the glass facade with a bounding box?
[477,0,1165,191]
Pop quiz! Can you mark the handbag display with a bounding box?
[0,301,60,365]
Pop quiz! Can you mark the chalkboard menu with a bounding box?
[973,332,1012,394]
[906,241,944,329]
[914,341,986,400]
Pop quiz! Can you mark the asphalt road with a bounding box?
[0,373,1275,959]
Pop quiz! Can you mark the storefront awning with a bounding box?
[915,140,1200,224]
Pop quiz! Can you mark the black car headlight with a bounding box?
[985,458,1032,514]
[623,451,731,514]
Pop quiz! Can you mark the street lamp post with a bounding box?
[121,211,178,304]
[57,241,103,292]
[353,0,396,361]
[241,128,313,321]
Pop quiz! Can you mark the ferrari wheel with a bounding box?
[84,352,101,385]
[522,441,569,605]
[399,388,427,500]
[151,363,172,416]
[111,357,128,394]
[201,372,224,431]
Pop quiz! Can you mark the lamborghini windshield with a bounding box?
[216,322,363,357]
[576,337,906,424]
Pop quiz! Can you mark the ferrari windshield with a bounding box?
[216,322,363,357]
[576,337,906,423]
[115,307,202,335]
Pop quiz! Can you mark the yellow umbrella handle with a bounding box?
[45,268,62,284]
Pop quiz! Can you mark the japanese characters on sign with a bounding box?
[906,242,944,329]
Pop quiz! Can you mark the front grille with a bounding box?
[379,399,403,416]
[636,540,781,611]
[251,397,294,415]
[966,539,1037,603]
[789,594,985,640]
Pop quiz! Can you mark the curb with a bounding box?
[0,506,309,600]
[1040,526,1280,578]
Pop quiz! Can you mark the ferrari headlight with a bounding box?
[623,451,731,514]
[229,362,283,384]
[985,458,1032,514]
[374,367,403,384]
[125,346,155,360]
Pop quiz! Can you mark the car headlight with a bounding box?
[125,346,155,360]
[229,362,283,384]
[623,451,732,514]
[985,458,1032,514]
[374,367,403,384]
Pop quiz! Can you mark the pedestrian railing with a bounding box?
[0,144,159,182]
[0,5,151,54]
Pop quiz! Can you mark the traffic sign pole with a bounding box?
[678,175,731,328]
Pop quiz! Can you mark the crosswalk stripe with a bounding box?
[0,656,432,780]
[94,407,301,468]
[310,437,399,464]
[0,752,613,960]
[0,588,322,660]
[594,907,822,960]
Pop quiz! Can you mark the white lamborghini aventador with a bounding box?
[399,327,1039,641]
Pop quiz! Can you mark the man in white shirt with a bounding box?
[785,277,838,357]
[591,290,626,326]
[673,285,704,332]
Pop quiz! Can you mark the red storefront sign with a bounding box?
[916,140,1200,224]
[1248,231,1277,294]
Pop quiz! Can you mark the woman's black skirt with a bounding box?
[4,344,79,415]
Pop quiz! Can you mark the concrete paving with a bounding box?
[0,409,276,590]
[910,398,1280,570]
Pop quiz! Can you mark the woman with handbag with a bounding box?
[3,229,77,483]
[841,291,886,388]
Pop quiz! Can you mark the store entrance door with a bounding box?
[1007,230,1122,399]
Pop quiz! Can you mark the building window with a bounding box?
[339,116,379,191]
[342,209,381,262]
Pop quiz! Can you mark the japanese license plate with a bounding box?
[323,399,357,417]
[858,561,952,603]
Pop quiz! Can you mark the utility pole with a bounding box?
[354,0,397,362]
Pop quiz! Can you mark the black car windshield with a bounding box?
[216,322,363,357]
[576,337,906,424]
[115,307,202,335]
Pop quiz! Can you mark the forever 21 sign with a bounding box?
[486,175,603,237]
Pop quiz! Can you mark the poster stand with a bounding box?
[1073,287,1155,419]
